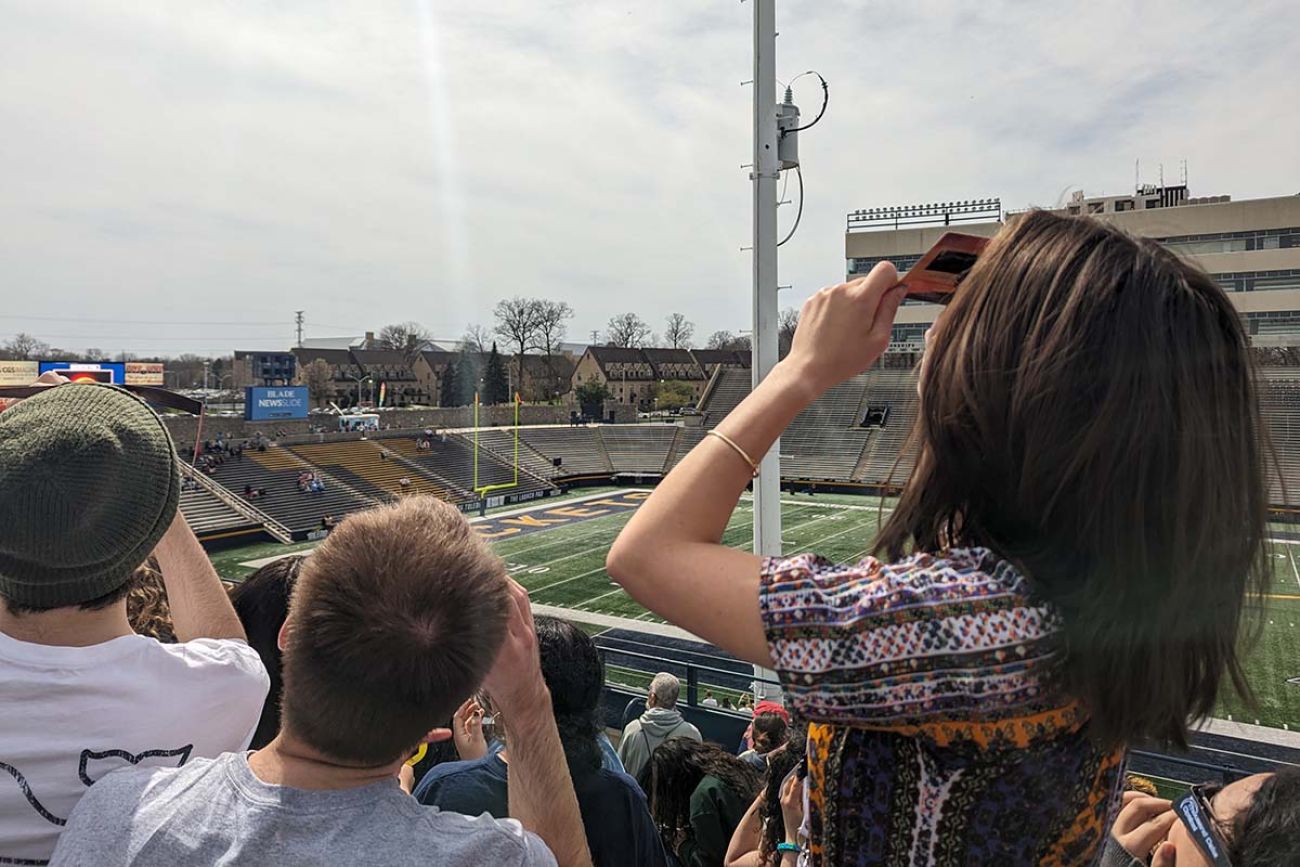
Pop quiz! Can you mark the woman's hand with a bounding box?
[779,260,905,396]
[779,768,804,844]
[453,697,488,761]
[1111,792,1177,862]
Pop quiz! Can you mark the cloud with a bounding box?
[0,0,1296,355]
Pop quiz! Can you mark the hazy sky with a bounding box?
[1,0,1297,357]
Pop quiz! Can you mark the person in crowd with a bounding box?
[737,700,789,757]
[738,712,788,772]
[701,691,718,708]
[125,558,175,644]
[618,673,702,780]
[417,616,668,867]
[607,211,1269,864]
[50,496,591,867]
[0,383,269,865]
[229,556,305,750]
[725,728,808,867]
[244,483,253,498]
[720,697,734,711]
[639,738,762,867]
[1101,767,1300,867]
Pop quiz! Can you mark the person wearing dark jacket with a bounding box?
[417,617,668,867]
[639,739,761,867]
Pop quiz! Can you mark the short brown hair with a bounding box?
[280,496,510,766]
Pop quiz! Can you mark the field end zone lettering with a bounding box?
[584,499,642,508]
[501,515,566,528]
[625,492,651,499]
[477,527,522,539]
[547,507,609,518]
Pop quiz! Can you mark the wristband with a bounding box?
[776,842,800,853]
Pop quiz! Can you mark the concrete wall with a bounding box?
[163,402,637,449]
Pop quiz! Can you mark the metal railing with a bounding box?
[597,646,1291,784]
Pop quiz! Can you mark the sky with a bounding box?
[1,0,1297,358]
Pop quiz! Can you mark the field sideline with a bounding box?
[210,487,1300,732]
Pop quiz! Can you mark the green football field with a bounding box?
[210,488,1300,731]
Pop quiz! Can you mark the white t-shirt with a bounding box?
[0,632,269,865]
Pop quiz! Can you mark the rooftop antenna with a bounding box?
[1134,158,1140,191]
[1181,159,1188,187]
[1159,163,1164,189]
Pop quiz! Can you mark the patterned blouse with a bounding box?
[758,547,1125,866]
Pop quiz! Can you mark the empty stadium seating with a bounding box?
[600,425,679,474]
[388,436,555,502]
[289,440,451,501]
[519,427,614,476]
[702,369,750,425]
[198,447,375,535]
[852,369,920,485]
[178,486,260,539]
[464,429,559,480]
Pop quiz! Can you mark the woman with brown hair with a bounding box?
[608,210,1268,865]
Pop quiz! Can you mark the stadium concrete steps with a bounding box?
[289,440,454,503]
[447,431,557,487]
[198,446,377,536]
[180,465,291,543]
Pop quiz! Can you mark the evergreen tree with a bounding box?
[438,360,460,407]
[483,343,510,405]
[456,348,483,406]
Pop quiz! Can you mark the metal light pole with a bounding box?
[750,0,782,559]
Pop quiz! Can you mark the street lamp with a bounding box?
[343,371,372,408]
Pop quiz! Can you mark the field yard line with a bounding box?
[527,564,611,595]
[787,519,875,555]
[1289,547,1300,592]
[739,494,892,513]
[719,504,832,552]
[531,604,699,641]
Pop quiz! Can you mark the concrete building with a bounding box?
[845,188,1300,346]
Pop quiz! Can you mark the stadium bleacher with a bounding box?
[519,427,614,477]
[198,447,375,535]
[389,436,555,502]
[288,440,451,501]
[177,485,260,539]
[600,425,679,475]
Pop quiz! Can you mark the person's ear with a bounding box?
[277,620,290,652]
[422,728,453,744]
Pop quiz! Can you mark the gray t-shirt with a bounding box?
[48,752,556,867]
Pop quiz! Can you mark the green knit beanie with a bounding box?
[0,384,179,609]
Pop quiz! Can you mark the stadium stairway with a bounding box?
[198,447,376,537]
[288,440,453,503]
[460,429,559,481]
[179,465,290,543]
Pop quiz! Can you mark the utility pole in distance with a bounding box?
[295,310,304,348]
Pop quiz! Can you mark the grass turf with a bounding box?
[211,489,1300,731]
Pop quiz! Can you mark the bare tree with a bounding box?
[1,333,49,360]
[778,306,800,356]
[664,313,695,349]
[461,323,492,355]
[493,297,544,398]
[605,312,653,348]
[534,300,574,399]
[302,359,335,407]
[706,330,751,352]
[377,321,432,362]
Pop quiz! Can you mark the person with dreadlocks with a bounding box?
[725,728,807,867]
[638,738,762,867]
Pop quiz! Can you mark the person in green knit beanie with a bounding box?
[0,381,269,865]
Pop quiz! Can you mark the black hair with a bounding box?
[1228,767,1300,866]
[759,727,807,866]
[638,738,762,839]
[751,711,789,755]
[534,616,604,777]
[229,555,304,749]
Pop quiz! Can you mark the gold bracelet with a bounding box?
[705,430,761,478]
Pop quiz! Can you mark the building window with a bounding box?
[1114,199,1133,212]
[1067,206,1081,215]
[1088,202,1105,214]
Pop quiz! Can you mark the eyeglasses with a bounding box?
[893,231,990,305]
[0,383,204,415]
[1172,783,1235,867]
